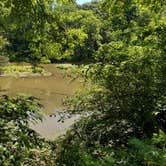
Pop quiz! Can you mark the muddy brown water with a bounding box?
[0,64,80,140]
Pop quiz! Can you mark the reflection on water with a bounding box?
[29,112,80,140]
[0,64,80,140]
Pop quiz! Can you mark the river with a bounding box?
[0,64,80,140]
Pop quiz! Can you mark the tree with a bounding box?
[55,0,166,165]
[49,4,102,62]
[1,0,76,63]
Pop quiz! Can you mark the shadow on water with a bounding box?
[0,64,80,140]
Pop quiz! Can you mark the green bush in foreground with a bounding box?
[54,0,166,165]
[0,95,55,166]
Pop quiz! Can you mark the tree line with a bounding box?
[0,0,102,63]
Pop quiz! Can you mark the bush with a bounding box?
[0,95,56,165]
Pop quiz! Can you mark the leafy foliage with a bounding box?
[55,0,166,165]
[0,95,55,165]
[1,1,101,63]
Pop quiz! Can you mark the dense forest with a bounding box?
[0,0,166,165]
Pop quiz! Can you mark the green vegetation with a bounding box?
[55,63,89,79]
[0,95,56,165]
[0,0,166,165]
[0,64,50,77]
[0,56,9,74]
[0,0,101,63]
[54,0,166,165]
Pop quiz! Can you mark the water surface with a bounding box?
[0,64,80,140]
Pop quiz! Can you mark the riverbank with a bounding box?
[0,63,87,78]
[0,63,51,77]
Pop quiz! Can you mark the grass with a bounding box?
[0,64,50,77]
[55,63,90,79]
